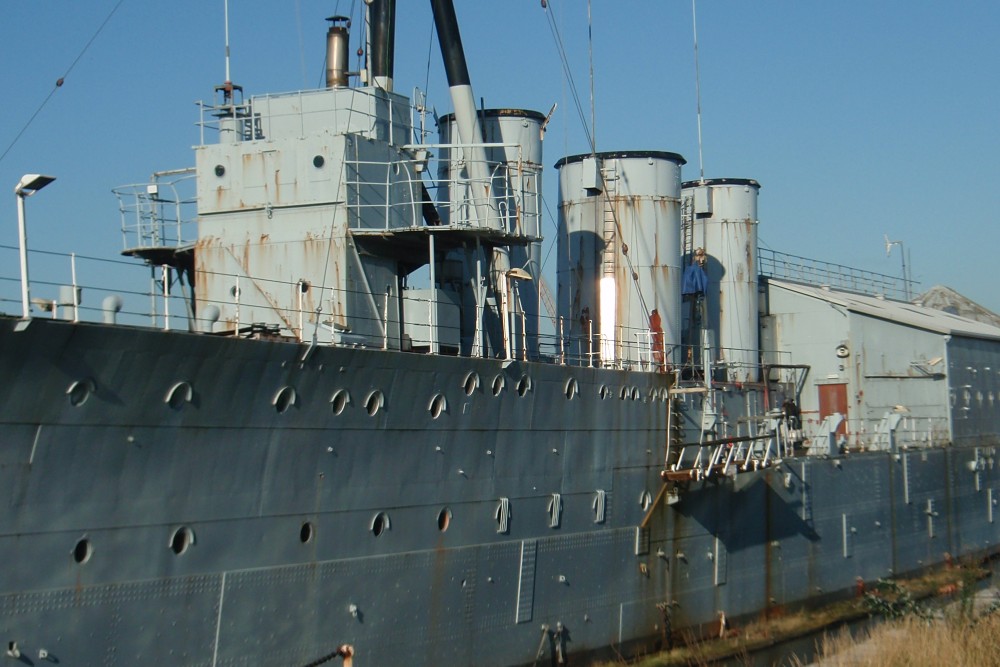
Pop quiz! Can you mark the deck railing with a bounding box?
[759,247,918,301]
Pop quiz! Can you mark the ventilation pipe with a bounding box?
[430,0,511,357]
[368,0,395,91]
[429,0,495,230]
[325,16,351,88]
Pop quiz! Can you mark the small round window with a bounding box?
[300,522,315,544]
[599,384,610,400]
[170,526,195,555]
[371,512,390,537]
[437,507,452,532]
[365,390,385,416]
[165,381,193,410]
[639,491,652,511]
[491,375,505,396]
[273,386,297,413]
[516,375,532,397]
[330,389,350,415]
[429,393,447,419]
[73,538,92,564]
[67,379,95,407]
[564,378,579,400]
[463,371,480,396]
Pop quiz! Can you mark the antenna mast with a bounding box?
[587,0,596,153]
[692,0,705,181]
[884,234,912,300]
[215,0,243,113]
[224,0,232,84]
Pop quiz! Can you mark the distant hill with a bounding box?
[914,286,1000,329]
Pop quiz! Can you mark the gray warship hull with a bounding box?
[2,316,997,666]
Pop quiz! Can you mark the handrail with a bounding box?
[759,247,918,301]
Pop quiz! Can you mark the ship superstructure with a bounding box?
[2,2,1000,666]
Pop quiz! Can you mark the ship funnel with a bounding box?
[325,16,351,88]
[368,0,396,91]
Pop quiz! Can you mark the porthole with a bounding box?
[491,374,505,396]
[67,379,95,407]
[639,491,652,511]
[631,387,640,401]
[330,389,350,415]
[463,371,480,396]
[273,386,297,414]
[495,497,511,534]
[516,375,532,397]
[313,155,325,168]
[619,386,628,400]
[599,384,610,400]
[371,512,390,537]
[214,164,226,177]
[170,526,194,555]
[365,390,385,416]
[299,521,315,544]
[547,493,563,528]
[437,507,452,532]
[429,393,447,419]
[73,538,92,564]
[564,377,579,400]
[165,381,193,410]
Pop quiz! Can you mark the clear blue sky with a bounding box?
[2,1,998,312]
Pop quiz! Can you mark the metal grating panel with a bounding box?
[714,534,727,586]
[842,513,853,558]
[515,540,537,624]
[634,526,650,556]
[903,454,911,504]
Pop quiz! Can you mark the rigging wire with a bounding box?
[306,0,360,354]
[542,0,653,346]
[541,2,595,154]
[423,15,437,120]
[0,0,127,165]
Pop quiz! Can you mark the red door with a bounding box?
[818,383,848,436]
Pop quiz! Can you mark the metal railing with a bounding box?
[759,248,918,301]
[2,243,777,376]
[343,144,541,237]
[114,169,197,252]
[797,413,951,453]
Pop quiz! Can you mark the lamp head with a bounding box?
[15,174,56,196]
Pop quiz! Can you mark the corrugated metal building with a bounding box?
[761,278,1000,448]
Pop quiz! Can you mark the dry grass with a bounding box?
[588,565,993,667]
[804,613,1000,666]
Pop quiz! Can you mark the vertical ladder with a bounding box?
[600,163,618,279]
[681,196,695,260]
[599,163,618,368]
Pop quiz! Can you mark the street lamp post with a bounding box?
[15,174,56,319]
